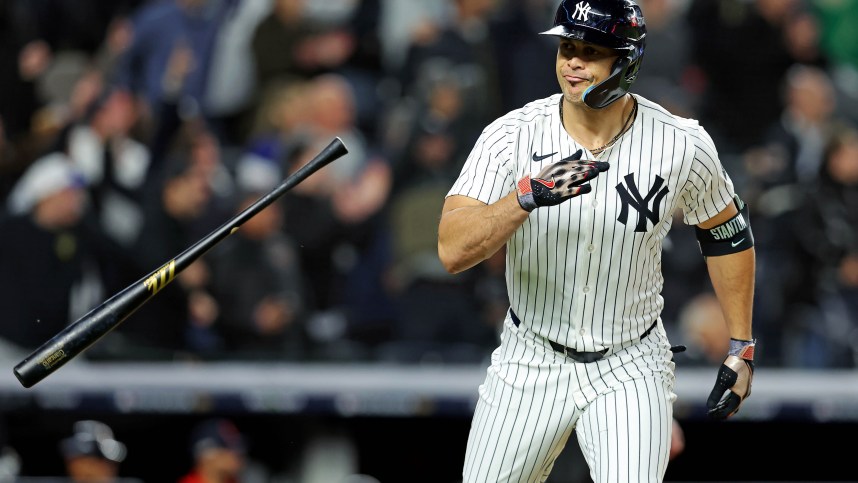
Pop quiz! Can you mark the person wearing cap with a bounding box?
[0,153,136,358]
[60,420,133,483]
[178,419,247,483]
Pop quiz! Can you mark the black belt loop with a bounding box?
[639,320,658,341]
[509,308,521,327]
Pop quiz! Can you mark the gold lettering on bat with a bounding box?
[143,260,176,295]
[41,348,67,369]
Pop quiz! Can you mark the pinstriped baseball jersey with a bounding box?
[447,92,735,353]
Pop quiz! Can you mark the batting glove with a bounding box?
[516,150,609,212]
[707,338,755,419]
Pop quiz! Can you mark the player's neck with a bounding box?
[560,94,637,155]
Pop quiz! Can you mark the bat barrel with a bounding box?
[13,310,115,387]
[13,283,146,388]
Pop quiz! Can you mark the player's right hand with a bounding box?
[516,149,609,212]
[706,338,755,419]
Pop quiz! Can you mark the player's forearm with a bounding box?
[705,247,755,340]
[438,193,529,273]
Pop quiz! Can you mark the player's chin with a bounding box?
[559,89,584,105]
[558,81,584,100]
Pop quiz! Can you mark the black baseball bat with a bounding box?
[13,137,348,388]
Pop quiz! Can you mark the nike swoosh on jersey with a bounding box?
[533,177,556,189]
[532,151,557,162]
[731,238,746,247]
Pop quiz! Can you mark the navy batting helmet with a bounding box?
[541,0,646,109]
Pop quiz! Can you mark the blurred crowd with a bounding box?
[0,415,382,483]
[1,0,858,370]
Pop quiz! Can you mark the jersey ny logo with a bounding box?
[616,173,669,232]
[532,151,557,162]
[572,2,592,21]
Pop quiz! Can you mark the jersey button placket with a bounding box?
[573,187,598,343]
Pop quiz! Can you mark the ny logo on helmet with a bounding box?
[573,2,592,21]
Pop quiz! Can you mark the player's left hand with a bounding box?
[706,338,755,419]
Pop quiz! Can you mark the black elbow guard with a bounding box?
[695,196,754,257]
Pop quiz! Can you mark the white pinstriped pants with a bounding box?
[462,315,677,483]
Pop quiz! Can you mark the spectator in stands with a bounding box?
[203,0,272,146]
[0,154,134,359]
[481,0,558,112]
[179,419,249,483]
[388,68,479,196]
[241,74,380,196]
[114,0,236,140]
[236,79,311,198]
[0,1,51,143]
[306,75,394,329]
[304,75,373,183]
[60,85,151,248]
[251,0,357,92]
[380,179,496,364]
[0,114,39,205]
[206,186,307,359]
[382,102,500,362]
[60,420,138,483]
[376,0,447,75]
[0,2,69,202]
[248,0,386,143]
[119,150,219,358]
[742,66,842,366]
[398,0,504,129]
[17,0,143,57]
[276,137,392,359]
[686,0,799,155]
[782,4,829,70]
[746,64,838,195]
[788,123,858,367]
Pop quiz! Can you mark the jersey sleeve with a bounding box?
[680,125,736,226]
[446,122,514,205]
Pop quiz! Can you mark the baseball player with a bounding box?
[437,1,756,482]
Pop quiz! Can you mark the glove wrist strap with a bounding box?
[516,176,537,212]
[728,338,755,360]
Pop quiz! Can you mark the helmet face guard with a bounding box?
[541,0,646,109]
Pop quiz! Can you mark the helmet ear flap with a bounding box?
[624,44,645,84]
[582,48,642,109]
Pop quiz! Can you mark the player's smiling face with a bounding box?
[555,39,618,104]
